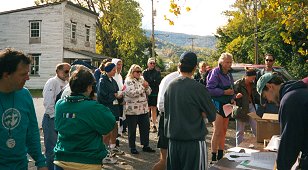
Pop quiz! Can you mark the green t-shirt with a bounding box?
[54,95,116,164]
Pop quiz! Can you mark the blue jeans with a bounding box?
[42,114,58,170]
[236,103,257,146]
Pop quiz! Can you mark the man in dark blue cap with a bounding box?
[164,52,217,170]
[257,73,308,170]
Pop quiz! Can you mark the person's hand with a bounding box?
[235,93,243,99]
[117,93,123,99]
[142,80,149,88]
[224,88,234,95]
[201,112,207,118]
[38,167,48,170]
[231,99,236,105]
[114,93,123,99]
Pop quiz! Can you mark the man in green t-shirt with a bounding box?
[0,48,47,169]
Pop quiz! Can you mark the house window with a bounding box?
[30,21,40,37]
[71,22,77,39]
[85,25,90,42]
[29,20,41,43]
[29,54,40,75]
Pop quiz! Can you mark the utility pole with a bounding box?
[151,0,156,61]
[188,37,196,51]
[253,0,259,64]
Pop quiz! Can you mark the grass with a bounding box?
[29,89,43,98]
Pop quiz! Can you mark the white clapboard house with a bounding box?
[0,0,105,89]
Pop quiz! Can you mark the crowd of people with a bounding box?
[0,48,307,170]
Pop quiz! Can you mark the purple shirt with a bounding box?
[206,67,234,97]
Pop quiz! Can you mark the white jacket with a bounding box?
[124,77,151,115]
[42,76,68,118]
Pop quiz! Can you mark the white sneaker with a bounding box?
[110,147,125,155]
[102,155,117,164]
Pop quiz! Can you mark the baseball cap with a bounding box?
[256,73,275,94]
[104,63,116,72]
[180,52,197,67]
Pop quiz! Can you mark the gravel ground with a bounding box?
[28,117,247,170]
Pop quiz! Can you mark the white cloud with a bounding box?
[138,0,235,36]
[0,0,35,12]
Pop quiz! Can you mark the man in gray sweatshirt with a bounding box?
[164,52,217,170]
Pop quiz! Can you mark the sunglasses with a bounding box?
[134,70,142,73]
[64,70,70,74]
[265,59,274,62]
[149,62,156,65]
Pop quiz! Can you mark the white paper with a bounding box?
[237,152,277,170]
[223,103,237,117]
[227,147,260,154]
[251,152,277,161]
[264,135,280,151]
[238,160,275,170]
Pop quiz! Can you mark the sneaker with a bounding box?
[151,126,157,133]
[102,155,117,164]
[130,148,139,154]
[110,147,125,155]
[142,146,156,153]
[209,160,217,165]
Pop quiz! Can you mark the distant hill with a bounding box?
[144,30,217,49]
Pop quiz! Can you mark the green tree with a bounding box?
[216,0,307,79]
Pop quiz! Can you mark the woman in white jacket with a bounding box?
[124,64,156,154]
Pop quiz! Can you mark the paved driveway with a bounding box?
[33,98,44,128]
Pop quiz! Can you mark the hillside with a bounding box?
[144,29,217,49]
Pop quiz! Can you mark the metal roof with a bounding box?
[64,48,107,60]
[0,0,98,16]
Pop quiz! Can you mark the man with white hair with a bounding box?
[143,57,161,133]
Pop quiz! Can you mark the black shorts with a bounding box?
[157,113,168,149]
[148,96,158,107]
[213,100,230,118]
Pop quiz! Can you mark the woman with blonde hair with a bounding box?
[124,64,156,154]
[207,52,235,163]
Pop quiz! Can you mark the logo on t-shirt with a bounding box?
[2,108,21,129]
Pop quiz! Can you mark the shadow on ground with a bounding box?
[29,116,255,170]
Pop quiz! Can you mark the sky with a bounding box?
[0,0,235,36]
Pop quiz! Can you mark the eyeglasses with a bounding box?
[265,59,274,62]
[149,62,156,65]
[64,70,70,74]
[134,70,142,73]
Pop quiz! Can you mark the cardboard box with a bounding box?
[248,112,280,143]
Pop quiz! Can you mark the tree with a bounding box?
[216,0,307,79]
